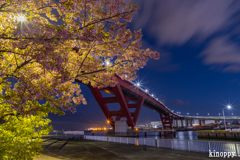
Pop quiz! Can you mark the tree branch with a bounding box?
[77,10,136,31]
[75,47,93,78]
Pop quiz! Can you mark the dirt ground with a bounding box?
[34,139,239,160]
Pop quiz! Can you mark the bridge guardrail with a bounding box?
[84,135,240,157]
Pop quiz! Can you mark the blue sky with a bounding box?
[49,0,240,130]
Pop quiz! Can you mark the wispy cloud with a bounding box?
[127,0,240,72]
[130,0,240,45]
[200,36,240,72]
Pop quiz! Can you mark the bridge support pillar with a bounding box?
[199,120,202,126]
[202,120,205,125]
[87,84,145,129]
[174,120,178,128]
[189,120,193,127]
[173,119,178,128]
[181,120,184,127]
[160,113,173,129]
[185,119,189,127]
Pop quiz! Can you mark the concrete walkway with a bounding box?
[34,139,239,160]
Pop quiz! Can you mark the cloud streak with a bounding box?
[128,0,240,72]
[200,36,240,72]
[131,0,239,45]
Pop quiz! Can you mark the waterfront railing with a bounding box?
[84,135,240,156]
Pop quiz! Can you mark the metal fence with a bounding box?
[63,131,84,135]
[84,135,240,156]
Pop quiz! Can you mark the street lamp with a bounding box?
[222,105,232,130]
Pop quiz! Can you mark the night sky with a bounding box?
[49,0,240,130]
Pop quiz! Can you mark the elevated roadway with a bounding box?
[182,116,240,121]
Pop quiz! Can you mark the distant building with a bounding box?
[205,120,215,124]
[146,121,162,128]
[135,124,146,128]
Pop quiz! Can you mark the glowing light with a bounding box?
[17,15,26,22]
[106,61,110,66]
[87,127,108,131]
[187,113,189,115]
[145,89,148,93]
[227,105,231,109]
[136,83,140,87]
[219,113,221,116]
[151,94,154,97]
[136,139,139,146]
[156,98,158,100]
[135,128,139,131]
[196,113,198,115]
[107,120,110,124]
[208,113,210,115]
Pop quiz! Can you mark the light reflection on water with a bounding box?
[138,131,198,140]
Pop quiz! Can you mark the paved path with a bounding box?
[34,139,239,160]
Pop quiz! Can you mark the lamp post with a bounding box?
[222,105,231,130]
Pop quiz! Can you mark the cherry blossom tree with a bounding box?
[0,0,159,159]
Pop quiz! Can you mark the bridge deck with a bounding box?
[101,76,181,119]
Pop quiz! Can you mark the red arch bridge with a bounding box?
[76,76,182,129]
